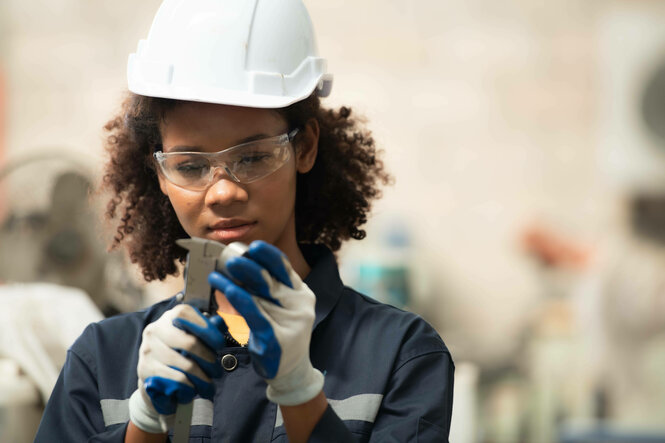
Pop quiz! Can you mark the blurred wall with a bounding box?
[0,0,661,368]
[2,0,163,171]
[308,0,605,366]
[4,0,665,441]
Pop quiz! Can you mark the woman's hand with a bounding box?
[128,304,227,434]
[208,240,324,406]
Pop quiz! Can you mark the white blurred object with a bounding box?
[598,3,665,193]
[0,359,42,443]
[0,283,103,401]
[593,238,665,428]
[449,362,478,443]
[483,377,525,443]
[525,300,588,443]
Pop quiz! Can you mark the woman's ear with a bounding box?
[296,118,319,174]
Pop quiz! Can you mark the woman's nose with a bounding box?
[204,170,248,207]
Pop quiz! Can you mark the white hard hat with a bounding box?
[127,0,333,108]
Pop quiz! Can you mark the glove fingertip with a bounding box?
[208,270,232,290]
[277,257,293,289]
[176,385,197,404]
[171,317,193,336]
[226,256,270,284]
[221,282,244,305]
[184,372,216,401]
[171,317,195,335]
[210,315,229,333]
[247,241,293,288]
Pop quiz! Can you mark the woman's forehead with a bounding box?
[166,101,284,126]
[160,101,286,146]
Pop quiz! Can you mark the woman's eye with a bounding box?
[175,162,208,176]
[238,153,271,165]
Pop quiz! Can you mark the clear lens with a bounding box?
[154,132,295,190]
[164,154,211,182]
[225,141,290,182]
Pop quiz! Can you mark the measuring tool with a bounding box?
[171,237,249,443]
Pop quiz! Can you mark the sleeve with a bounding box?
[308,404,355,442]
[369,350,454,443]
[34,348,129,443]
[308,350,454,443]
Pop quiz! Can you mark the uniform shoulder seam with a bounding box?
[393,348,451,374]
[68,331,98,376]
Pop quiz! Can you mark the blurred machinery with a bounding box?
[595,3,665,432]
[0,152,144,315]
[478,5,665,441]
[598,2,665,195]
[0,153,146,442]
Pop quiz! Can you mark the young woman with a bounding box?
[35,1,454,441]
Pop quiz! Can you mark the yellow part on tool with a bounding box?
[217,311,250,346]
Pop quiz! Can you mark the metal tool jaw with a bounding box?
[176,238,226,313]
[176,237,250,313]
[172,237,250,443]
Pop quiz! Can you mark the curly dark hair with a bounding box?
[102,92,392,281]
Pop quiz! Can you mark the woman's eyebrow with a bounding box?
[168,145,203,153]
[165,133,273,153]
[232,133,272,145]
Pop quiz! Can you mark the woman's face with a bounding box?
[157,102,317,257]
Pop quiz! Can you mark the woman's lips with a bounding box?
[207,222,256,242]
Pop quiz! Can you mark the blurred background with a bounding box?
[1,0,665,442]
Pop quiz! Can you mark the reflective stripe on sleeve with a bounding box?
[100,398,214,427]
[100,399,130,426]
[274,393,383,428]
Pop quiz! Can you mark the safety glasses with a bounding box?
[154,128,299,191]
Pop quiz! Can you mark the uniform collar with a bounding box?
[300,243,344,329]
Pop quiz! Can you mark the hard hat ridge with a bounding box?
[127,0,332,108]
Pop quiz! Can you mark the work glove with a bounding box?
[128,304,227,433]
[208,240,324,406]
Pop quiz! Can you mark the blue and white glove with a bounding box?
[128,304,227,433]
[208,241,324,406]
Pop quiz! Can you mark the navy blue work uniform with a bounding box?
[36,245,454,442]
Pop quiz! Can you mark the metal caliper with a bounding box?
[172,237,249,443]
